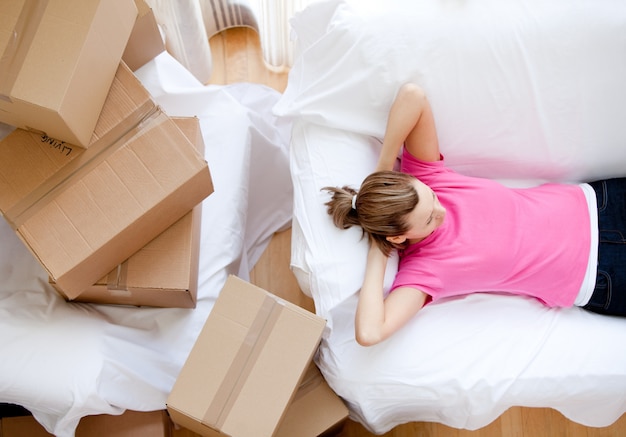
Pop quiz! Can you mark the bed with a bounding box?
[0,52,293,437]
[274,0,626,434]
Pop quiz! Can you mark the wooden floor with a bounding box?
[197,26,626,437]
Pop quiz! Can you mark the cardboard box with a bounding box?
[50,117,204,308]
[0,0,138,147]
[1,410,172,437]
[274,363,349,437]
[167,276,327,437]
[122,0,165,71]
[0,63,213,298]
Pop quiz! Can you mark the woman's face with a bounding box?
[389,178,446,244]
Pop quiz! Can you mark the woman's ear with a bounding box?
[386,235,407,244]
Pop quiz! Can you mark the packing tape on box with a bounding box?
[0,0,49,101]
[3,101,159,229]
[203,294,286,429]
[106,260,130,291]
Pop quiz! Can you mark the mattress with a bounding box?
[275,0,626,433]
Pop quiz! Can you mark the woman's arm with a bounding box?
[355,243,428,346]
[376,83,441,172]
[355,84,437,346]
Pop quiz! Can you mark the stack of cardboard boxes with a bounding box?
[0,0,212,308]
[0,1,348,435]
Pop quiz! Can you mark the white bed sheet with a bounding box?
[277,0,626,433]
[0,52,293,437]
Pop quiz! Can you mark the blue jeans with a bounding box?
[583,179,626,316]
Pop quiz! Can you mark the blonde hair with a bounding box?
[323,171,419,256]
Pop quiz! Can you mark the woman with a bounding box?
[324,83,626,346]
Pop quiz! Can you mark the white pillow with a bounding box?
[276,0,626,182]
[289,121,399,317]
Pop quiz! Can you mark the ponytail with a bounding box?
[323,186,360,229]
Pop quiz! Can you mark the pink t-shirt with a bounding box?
[391,150,591,307]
